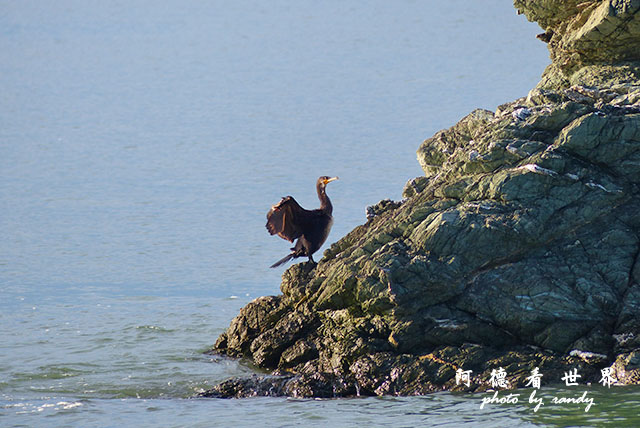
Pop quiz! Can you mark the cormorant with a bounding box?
[266,176,339,268]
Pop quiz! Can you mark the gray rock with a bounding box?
[203,1,640,398]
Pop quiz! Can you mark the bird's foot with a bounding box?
[297,262,315,273]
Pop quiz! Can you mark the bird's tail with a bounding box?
[270,253,294,268]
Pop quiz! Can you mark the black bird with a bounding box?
[266,176,339,268]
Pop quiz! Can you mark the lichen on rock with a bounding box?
[202,1,640,398]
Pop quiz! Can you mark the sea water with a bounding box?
[2,1,639,426]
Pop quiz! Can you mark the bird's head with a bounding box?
[318,176,339,188]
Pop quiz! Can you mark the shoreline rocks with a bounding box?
[202,0,640,398]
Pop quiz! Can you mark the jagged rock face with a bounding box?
[204,2,640,398]
[513,0,640,89]
[412,86,640,359]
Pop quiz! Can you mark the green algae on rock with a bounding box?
[203,1,640,398]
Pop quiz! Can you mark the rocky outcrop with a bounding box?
[514,0,640,89]
[202,1,640,398]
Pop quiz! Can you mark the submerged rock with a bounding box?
[203,1,640,398]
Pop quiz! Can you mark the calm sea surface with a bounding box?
[2,1,639,426]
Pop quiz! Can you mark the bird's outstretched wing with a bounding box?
[266,196,309,242]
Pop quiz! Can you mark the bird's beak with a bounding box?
[325,176,339,184]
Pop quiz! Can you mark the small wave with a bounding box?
[12,365,87,381]
[134,325,175,333]
[6,400,84,415]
